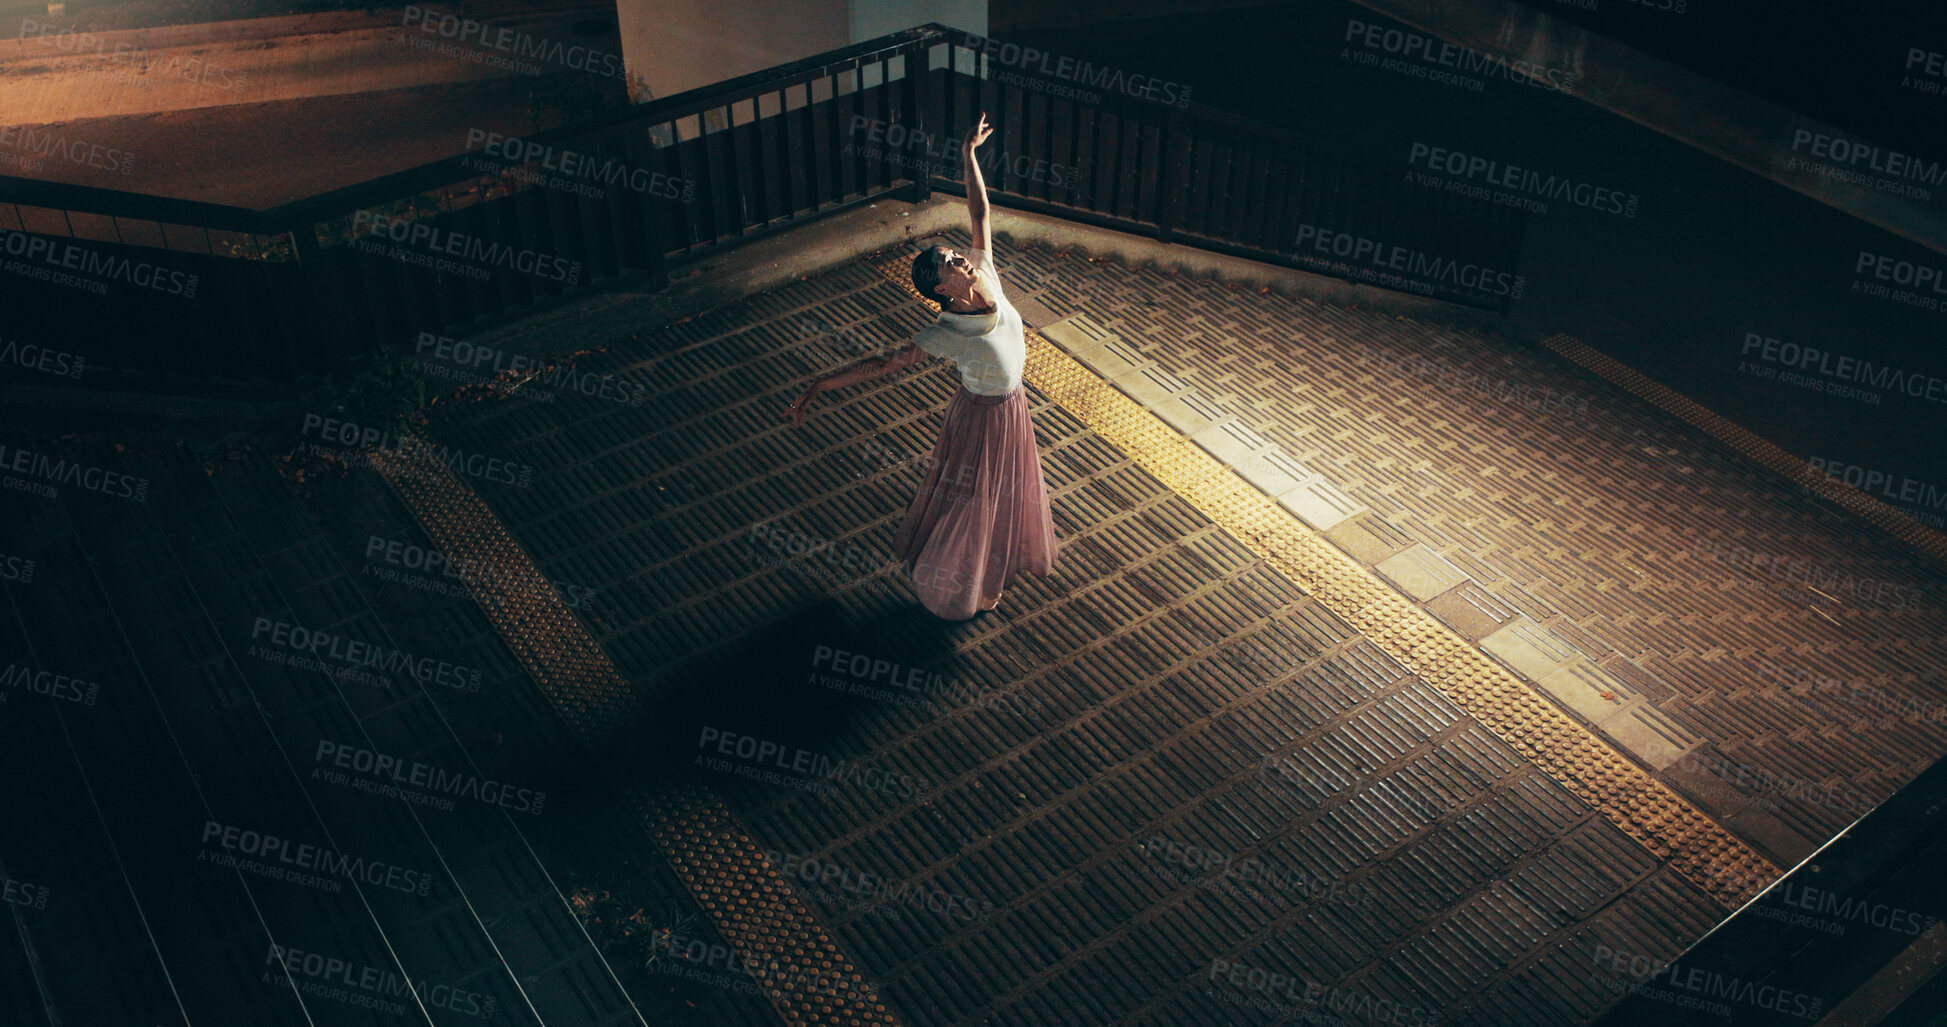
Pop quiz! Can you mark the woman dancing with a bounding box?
[783,113,1059,619]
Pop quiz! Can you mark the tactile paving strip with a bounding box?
[370,451,645,740]
[1539,332,1947,569]
[867,254,1779,908]
[368,447,903,1027]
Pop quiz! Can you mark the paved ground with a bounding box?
[1017,240,1947,866]
[8,210,1945,1027]
[399,226,1947,1024]
[9,6,1945,1024]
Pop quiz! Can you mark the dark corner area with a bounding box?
[3,1,1945,1026]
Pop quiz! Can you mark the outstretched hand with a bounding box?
[963,113,992,152]
[783,382,823,426]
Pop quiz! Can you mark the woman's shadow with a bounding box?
[579,599,966,796]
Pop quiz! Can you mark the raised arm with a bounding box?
[962,113,993,255]
[783,342,930,426]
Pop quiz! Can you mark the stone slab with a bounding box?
[1602,704,1702,772]
[1375,544,1471,603]
[1323,513,1413,565]
[1532,659,1634,725]
[1037,313,1115,353]
[1153,389,1232,437]
[1191,419,1268,470]
[1113,364,1195,408]
[1425,583,1519,641]
[1479,615,1584,682]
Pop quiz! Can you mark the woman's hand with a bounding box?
[783,345,926,425]
[783,380,824,426]
[962,112,992,153]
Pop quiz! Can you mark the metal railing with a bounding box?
[0,24,1526,389]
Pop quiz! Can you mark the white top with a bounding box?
[911,247,1025,396]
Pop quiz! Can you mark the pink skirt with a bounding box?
[892,384,1059,620]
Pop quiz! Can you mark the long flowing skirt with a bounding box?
[892,384,1058,620]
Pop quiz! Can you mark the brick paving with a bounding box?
[10,221,1944,1026]
[406,230,1947,1025]
[1028,245,1947,864]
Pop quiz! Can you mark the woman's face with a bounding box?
[935,247,976,299]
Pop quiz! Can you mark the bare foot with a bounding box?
[977,590,1003,612]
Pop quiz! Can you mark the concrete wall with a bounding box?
[617,0,985,103]
[848,0,984,42]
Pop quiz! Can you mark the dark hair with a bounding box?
[911,246,951,307]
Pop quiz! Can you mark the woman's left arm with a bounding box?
[962,113,993,255]
[783,343,931,426]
